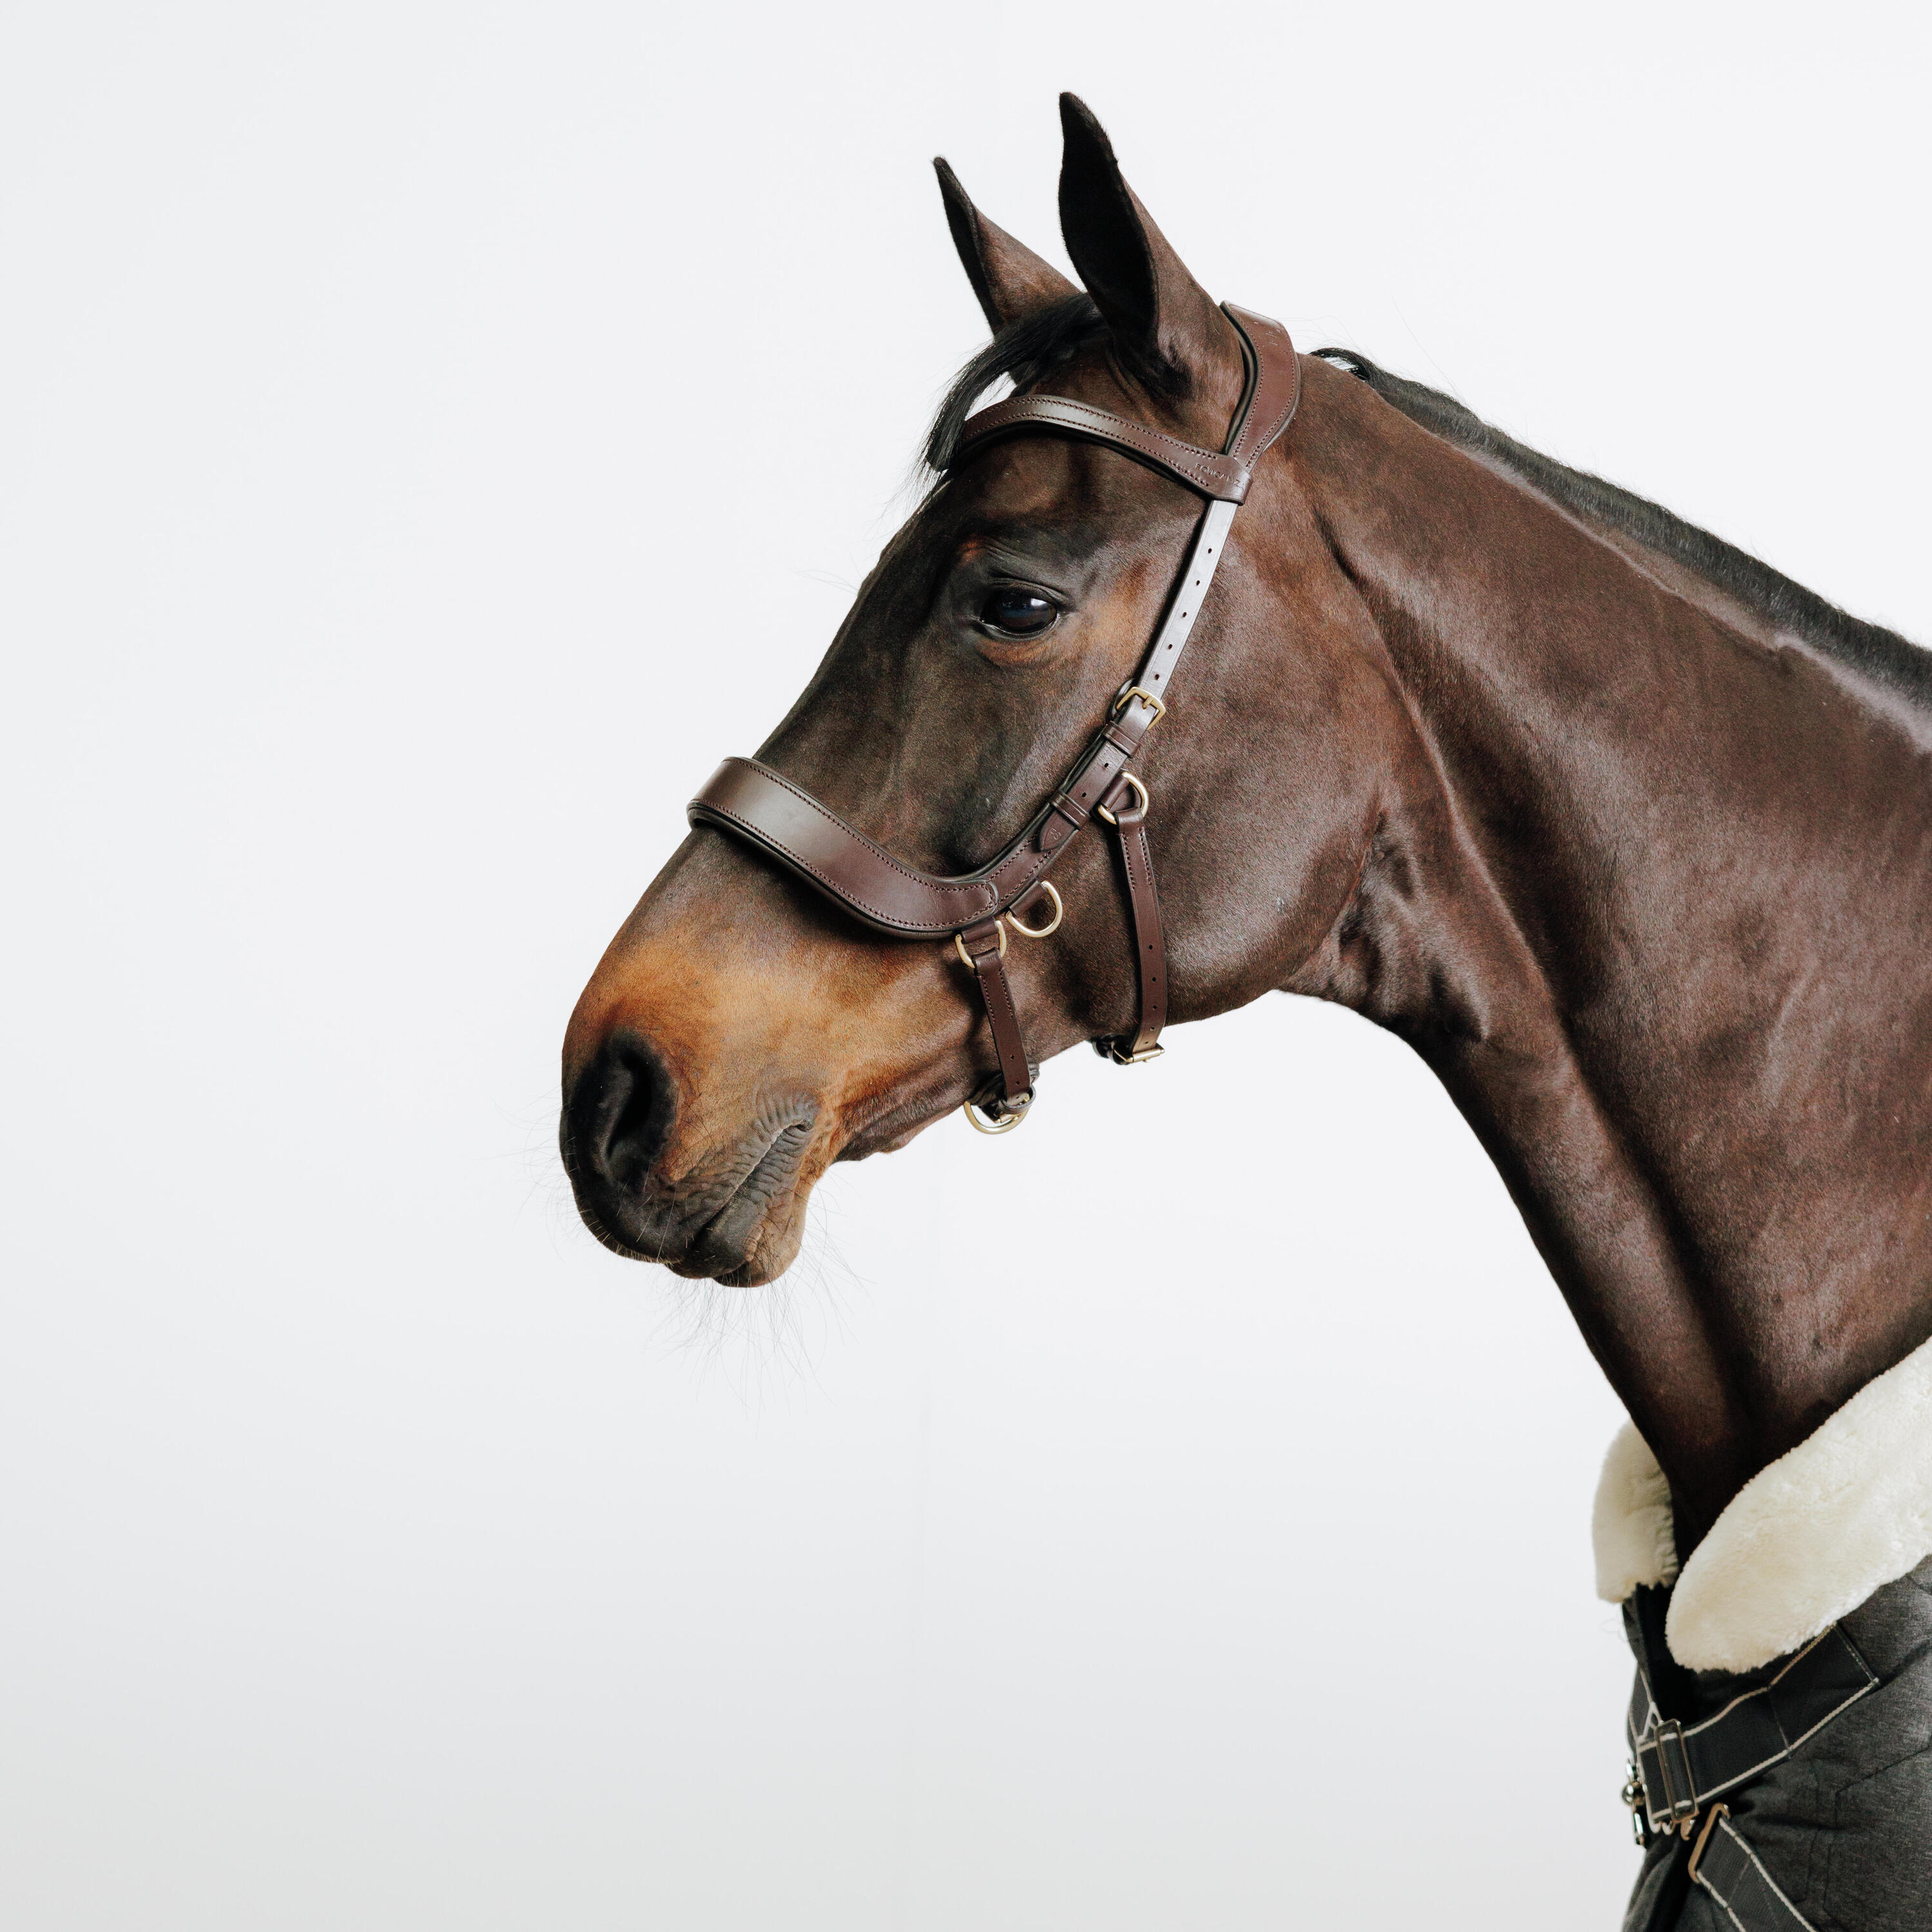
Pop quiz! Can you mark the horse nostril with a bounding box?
[567,1036,676,1191]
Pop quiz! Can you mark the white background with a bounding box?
[5,6,1927,1927]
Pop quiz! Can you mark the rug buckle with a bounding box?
[1687,1803,1728,1879]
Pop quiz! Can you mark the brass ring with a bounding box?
[952,920,1008,969]
[1095,772,1150,827]
[1005,881,1063,939]
[961,1096,1025,1134]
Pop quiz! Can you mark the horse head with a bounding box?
[560,97,1414,1282]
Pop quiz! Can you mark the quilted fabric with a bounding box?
[1623,1558,1932,1932]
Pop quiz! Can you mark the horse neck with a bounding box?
[1291,370,1932,1550]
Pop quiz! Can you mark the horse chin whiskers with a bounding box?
[642,1189,860,1394]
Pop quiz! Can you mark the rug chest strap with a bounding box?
[1624,1607,1876,1836]
[1622,1591,1876,1932]
[1684,1808,1819,1932]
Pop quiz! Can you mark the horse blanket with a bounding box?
[1596,1337,1932,1930]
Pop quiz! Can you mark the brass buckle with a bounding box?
[1103,1039,1164,1066]
[952,920,1008,969]
[1095,773,1149,827]
[1005,881,1063,939]
[1687,1804,1728,1879]
[1112,683,1167,726]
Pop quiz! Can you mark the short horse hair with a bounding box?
[1318,348,1931,710]
[925,316,1929,710]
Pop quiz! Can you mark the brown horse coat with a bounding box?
[562,96,1932,1924]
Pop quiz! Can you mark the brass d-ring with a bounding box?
[1006,881,1063,939]
[952,920,1008,969]
[961,1096,1025,1134]
[1095,772,1150,827]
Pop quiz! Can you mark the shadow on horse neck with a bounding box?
[562,100,1932,1564]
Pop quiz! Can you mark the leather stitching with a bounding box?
[963,396,1223,468]
[956,397,1247,498]
[714,764,999,904]
[971,948,1031,1098]
[1222,310,1300,475]
[696,802,996,930]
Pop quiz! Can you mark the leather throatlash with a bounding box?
[688,304,1302,1131]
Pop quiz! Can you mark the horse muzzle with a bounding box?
[560,1033,819,1283]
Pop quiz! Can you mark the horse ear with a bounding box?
[1056,93,1228,390]
[934,157,1077,332]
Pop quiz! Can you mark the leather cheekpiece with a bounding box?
[960,919,1034,1106]
[1099,772,1167,1061]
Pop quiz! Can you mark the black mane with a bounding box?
[1316,348,1932,709]
[924,314,1928,710]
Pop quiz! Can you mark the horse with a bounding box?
[561,95,1932,1929]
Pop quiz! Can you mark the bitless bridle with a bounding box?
[687,305,1302,1131]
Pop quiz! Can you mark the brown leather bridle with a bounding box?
[688,304,1301,1132]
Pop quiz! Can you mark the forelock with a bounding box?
[921,294,1107,474]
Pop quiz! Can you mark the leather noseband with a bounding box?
[688,303,1301,1132]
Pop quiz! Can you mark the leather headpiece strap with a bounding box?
[689,303,1301,1132]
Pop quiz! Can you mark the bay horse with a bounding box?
[562,97,1932,1928]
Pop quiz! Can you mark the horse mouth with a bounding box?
[669,1117,816,1284]
[563,1101,818,1287]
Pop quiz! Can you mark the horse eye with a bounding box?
[978,587,1059,638]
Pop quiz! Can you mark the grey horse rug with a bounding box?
[1595,1337,1932,1930]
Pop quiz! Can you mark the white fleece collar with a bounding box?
[1593,1331,1932,1674]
